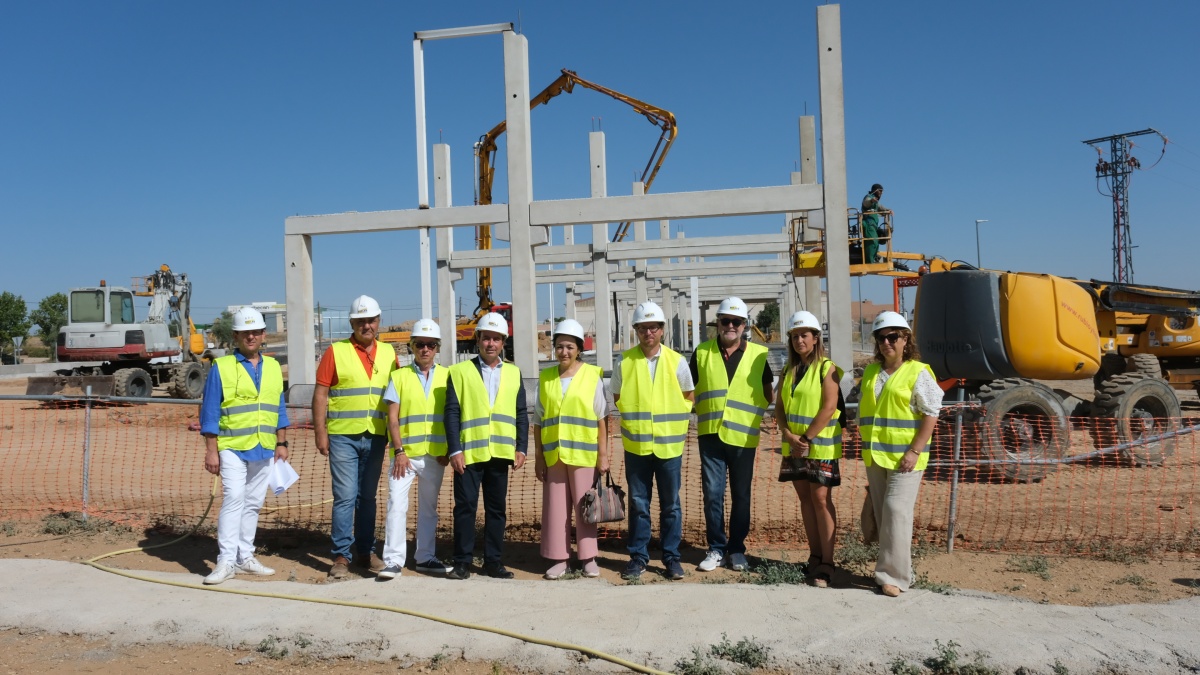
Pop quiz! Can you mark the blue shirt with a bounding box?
[199,351,291,461]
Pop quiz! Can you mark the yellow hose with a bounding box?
[83,476,670,675]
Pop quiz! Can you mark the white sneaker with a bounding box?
[235,558,275,576]
[415,557,454,574]
[698,551,724,572]
[204,561,236,585]
[377,564,402,580]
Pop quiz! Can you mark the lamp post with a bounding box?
[974,219,989,267]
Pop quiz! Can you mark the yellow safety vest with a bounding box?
[215,354,284,452]
[859,360,935,470]
[693,340,769,448]
[449,359,522,465]
[780,358,844,460]
[389,364,448,458]
[326,340,395,436]
[616,346,691,458]
[538,363,602,468]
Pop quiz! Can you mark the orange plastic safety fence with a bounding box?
[1,399,1197,556]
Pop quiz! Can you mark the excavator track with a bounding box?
[1091,373,1181,466]
[974,378,1069,483]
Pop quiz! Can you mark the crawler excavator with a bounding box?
[26,265,209,399]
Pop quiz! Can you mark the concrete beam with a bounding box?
[606,233,789,261]
[529,183,822,227]
[285,204,509,236]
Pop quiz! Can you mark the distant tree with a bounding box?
[755,301,780,336]
[211,310,234,348]
[29,293,68,362]
[0,291,31,355]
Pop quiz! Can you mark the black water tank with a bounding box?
[914,270,1018,380]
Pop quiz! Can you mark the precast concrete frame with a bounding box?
[284,6,850,385]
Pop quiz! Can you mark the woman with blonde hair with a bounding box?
[858,311,941,597]
[533,319,610,579]
[774,310,843,588]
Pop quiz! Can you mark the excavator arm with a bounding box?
[472,68,677,318]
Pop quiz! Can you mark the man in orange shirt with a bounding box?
[312,295,397,579]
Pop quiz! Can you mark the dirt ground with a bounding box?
[3,374,1199,672]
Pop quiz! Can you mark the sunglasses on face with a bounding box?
[719,318,744,327]
[412,341,438,350]
[876,332,904,345]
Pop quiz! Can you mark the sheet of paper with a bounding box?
[267,459,299,495]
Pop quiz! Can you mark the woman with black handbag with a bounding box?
[533,320,611,579]
[775,310,844,588]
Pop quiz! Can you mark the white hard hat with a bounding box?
[632,301,665,326]
[716,296,749,319]
[552,319,585,342]
[411,318,441,341]
[232,307,266,332]
[349,295,381,319]
[872,311,911,334]
[477,312,509,337]
[787,310,821,334]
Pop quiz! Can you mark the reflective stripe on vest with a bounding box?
[693,340,769,448]
[539,363,602,468]
[780,357,844,460]
[326,340,395,436]
[449,360,522,465]
[616,346,691,458]
[390,364,449,458]
[215,354,284,452]
[858,360,934,470]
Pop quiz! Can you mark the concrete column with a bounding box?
[817,5,852,371]
[799,115,824,316]
[434,143,458,364]
[412,39,429,209]
[589,131,613,372]
[420,228,432,318]
[564,223,576,320]
[659,219,670,265]
[690,276,701,348]
[284,233,316,385]
[502,31,538,373]
[632,182,648,305]
[663,283,676,348]
[781,258,796,336]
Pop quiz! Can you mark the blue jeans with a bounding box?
[624,451,682,564]
[328,432,387,561]
[698,434,756,555]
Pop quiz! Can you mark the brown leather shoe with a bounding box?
[329,556,350,579]
[881,584,901,597]
[357,552,386,574]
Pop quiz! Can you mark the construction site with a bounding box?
[2,4,1199,675]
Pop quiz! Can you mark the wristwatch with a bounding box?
[276,441,289,448]
[393,446,405,454]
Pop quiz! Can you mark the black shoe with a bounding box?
[893,260,910,271]
[621,559,646,580]
[447,564,471,580]
[664,559,685,581]
[483,564,514,579]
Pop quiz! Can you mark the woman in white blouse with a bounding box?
[856,311,942,597]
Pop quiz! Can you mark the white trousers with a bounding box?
[865,463,923,591]
[217,450,272,565]
[383,454,447,568]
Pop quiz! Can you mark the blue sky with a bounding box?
[3,1,1198,329]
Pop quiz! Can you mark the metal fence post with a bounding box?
[82,385,92,521]
[946,384,965,553]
